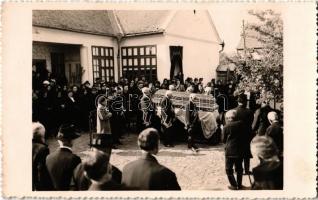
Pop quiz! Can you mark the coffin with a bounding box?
[152,89,219,112]
[152,89,219,139]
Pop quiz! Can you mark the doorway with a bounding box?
[65,62,82,86]
[51,52,68,86]
[169,46,183,81]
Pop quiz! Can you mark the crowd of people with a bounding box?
[32,71,239,146]
[32,69,283,191]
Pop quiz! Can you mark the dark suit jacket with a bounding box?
[235,105,254,157]
[185,101,199,129]
[160,96,175,124]
[73,163,122,190]
[121,154,181,190]
[266,122,283,155]
[89,180,125,191]
[235,105,254,127]
[252,160,283,190]
[46,147,81,190]
[252,105,272,135]
[223,120,245,158]
[32,141,53,190]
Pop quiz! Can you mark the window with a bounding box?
[121,45,157,81]
[92,46,114,83]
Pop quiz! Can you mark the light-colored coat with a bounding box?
[96,104,112,134]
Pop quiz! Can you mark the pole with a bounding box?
[242,20,247,61]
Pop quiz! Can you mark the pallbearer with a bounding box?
[185,93,199,152]
[160,90,175,147]
[140,87,156,129]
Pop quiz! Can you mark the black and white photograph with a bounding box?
[1,2,317,198]
[31,9,284,191]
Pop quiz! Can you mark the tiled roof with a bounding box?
[237,30,263,50]
[33,10,168,36]
[33,10,116,36]
[114,10,169,35]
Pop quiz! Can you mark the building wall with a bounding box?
[33,42,80,71]
[164,10,221,84]
[33,27,118,84]
[33,10,222,85]
[120,35,220,84]
[163,35,220,84]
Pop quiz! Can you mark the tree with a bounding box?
[226,10,283,105]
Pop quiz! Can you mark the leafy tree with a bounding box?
[225,9,283,105]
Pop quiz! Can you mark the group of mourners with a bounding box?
[32,69,283,191]
[33,124,180,191]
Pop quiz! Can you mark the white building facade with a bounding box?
[32,10,223,86]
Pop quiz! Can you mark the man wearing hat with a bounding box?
[46,124,81,190]
[121,128,181,190]
[250,136,283,189]
[234,93,254,175]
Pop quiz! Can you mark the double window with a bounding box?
[92,46,114,83]
[121,45,157,81]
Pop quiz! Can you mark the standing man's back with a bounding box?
[46,148,81,190]
[121,128,181,190]
[46,124,81,190]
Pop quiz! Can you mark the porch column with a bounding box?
[80,45,90,84]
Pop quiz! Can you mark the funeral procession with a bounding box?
[32,9,283,191]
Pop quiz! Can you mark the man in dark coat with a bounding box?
[32,122,53,190]
[81,149,125,191]
[73,146,122,191]
[160,90,175,147]
[223,110,245,190]
[266,111,283,158]
[121,128,181,190]
[252,100,273,135]
[46,124,81,190]
[234,94,254,174]
[185,93,200,152]
[109,87,126,145]
[250,136,283,190]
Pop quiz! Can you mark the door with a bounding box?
[51,52,65,81]
[65,62,82,86]
[169,46,183,81]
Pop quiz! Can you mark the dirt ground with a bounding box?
[47,132,256,190]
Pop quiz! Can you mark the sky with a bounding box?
[209,5,283,54]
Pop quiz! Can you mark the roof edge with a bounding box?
[33,25,117,38]
[207,10,223,44]
[124,30,164,37]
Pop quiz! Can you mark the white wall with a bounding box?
[120,33,220,84]
[165,10,221,84]
[33,27,118,83]
[164,35,220,84]
[32,9,222,85]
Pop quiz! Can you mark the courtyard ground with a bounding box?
[47,132,256,190]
